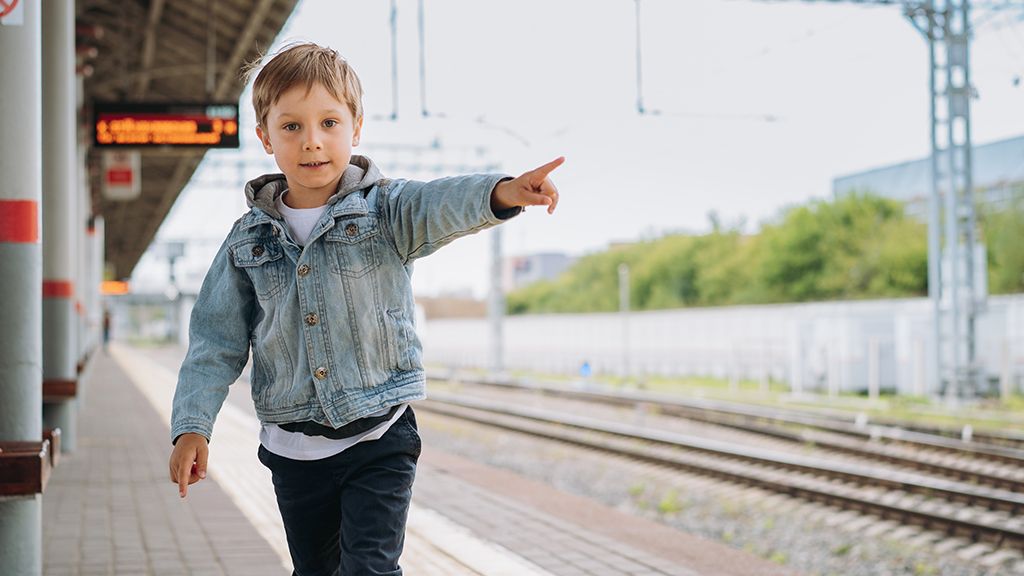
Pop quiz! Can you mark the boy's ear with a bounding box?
[255,125,273,154]
[352,116,363,147]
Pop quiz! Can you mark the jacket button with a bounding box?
[297,264,311,277]
[314,367,328,380]
[251,245,265,257]
[304,312,319,326]
[345,223,358,237]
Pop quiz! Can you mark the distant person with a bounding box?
[578,359,592,388]
[102,308,111,349]
[580,360,592,378]
[168,42,563,575]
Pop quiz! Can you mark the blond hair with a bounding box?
[243,42,364,129]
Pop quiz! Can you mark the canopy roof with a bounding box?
[78,0,298,278]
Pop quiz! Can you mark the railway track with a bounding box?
[419,387,1024,552]
[429,372,1024,487]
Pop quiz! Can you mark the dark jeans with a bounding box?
[258,407,422,576]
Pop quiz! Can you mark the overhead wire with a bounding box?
[983,11,1024,85]
[633,0,858,121]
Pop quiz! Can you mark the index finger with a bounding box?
[527,156,565,182]
[177,461,191,498]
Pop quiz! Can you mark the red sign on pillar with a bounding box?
[106,168,133,186]
[102,151,141,201]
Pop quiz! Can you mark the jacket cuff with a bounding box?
[171,419,213,445]
[484,175,522,223]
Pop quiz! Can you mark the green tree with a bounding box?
[755,193,922,302]
[507,193,938,314]
[984,191,1024,294]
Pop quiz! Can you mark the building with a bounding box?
[832,134,1024,214]
[503,252,576,293]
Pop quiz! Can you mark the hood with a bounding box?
[243,155,384,219]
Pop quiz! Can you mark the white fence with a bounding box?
[421,295,1024,396]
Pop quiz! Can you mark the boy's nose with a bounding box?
[303,131,323,151]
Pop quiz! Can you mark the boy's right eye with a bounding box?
[283,123,300,131]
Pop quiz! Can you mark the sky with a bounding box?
[133,0,1024,298]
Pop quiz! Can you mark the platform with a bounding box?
[39,344,790,575]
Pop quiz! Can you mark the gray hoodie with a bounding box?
[243,155,385,220]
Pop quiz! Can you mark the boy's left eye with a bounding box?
[323,119,338,128]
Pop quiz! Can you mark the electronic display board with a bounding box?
[93,102,240,148]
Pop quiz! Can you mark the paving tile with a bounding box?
[41,351,284,576]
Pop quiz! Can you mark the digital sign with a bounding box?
[93,102,240,148]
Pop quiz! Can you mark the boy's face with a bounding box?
[256,82,363,203]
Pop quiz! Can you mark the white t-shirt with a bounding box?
[260,404,408,461]
[260,191,407,461]
[275,191,326,246]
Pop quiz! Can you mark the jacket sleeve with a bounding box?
[169,232,256,443]
[379,174,522,264]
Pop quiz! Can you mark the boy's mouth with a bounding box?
[300,161,329,168]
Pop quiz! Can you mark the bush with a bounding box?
[507,191,1024,314]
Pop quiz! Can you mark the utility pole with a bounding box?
[490,226,505,374]
[904,0,983,400]
[619,263,631,381]
[725,0,998,398]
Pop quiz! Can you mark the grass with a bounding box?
[831,543,853,557]
[628,482,646,498]
[657,489,684,515]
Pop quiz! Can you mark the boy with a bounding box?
[168,42,562,575]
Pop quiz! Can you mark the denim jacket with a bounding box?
[170,156,516,442]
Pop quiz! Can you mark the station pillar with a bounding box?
[0,1,44,574]
[42,0,79,452]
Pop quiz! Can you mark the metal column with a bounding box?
[77,166,91,361]
[924,8,943,398]
[951,1,980,397]
[90,216,105,354]
[42,0,79,452]
[619,263,631,380]
[489,227,505,374]
[906,0,981,400]
[78,120,98,362]
[0,1,44,573]
[485,159,505,376]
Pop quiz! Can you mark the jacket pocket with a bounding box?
[249,345,272,402]
[231,238,286,298]
[386,308,416,371]
[325,215,381,278]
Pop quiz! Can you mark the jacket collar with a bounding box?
[240,155,382,231]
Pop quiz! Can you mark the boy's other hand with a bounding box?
[491,157,564,215]
[168,432,209,498]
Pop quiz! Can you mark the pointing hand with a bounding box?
[491,157,564,215]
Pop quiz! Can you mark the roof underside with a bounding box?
[78,0,298,279]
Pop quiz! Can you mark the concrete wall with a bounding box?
[422,295,1024,396]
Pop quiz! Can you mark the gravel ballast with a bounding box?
[417,410,1023,576]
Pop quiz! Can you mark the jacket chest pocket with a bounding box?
[325,215,380,278]
[231,238,287,298]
